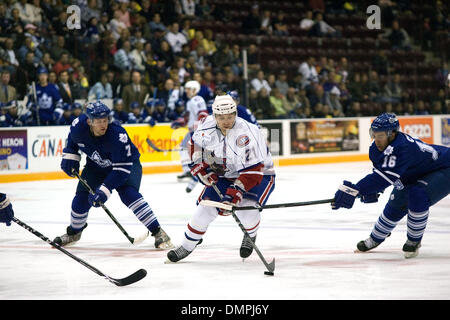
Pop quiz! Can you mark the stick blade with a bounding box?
[131,231,150,245]
[111,268,147,287]
[199,200,233,211]
[267,258,275,273]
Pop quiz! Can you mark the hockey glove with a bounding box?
[332,180,359,210]
[223,186,244,206]
[190,161,218,186]
[88,185,111,207]
[0,194,14,226]
[61,152,81,177]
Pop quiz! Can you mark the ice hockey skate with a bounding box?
[403,240,421,258]
[240,235,256,258]
[355,236,381,252]
[177,171,193,181]
[166,245,192,263]
[54,224,87,247]
[151,227,174,249]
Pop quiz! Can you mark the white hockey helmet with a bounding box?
[212,94,237,115]
[184,80,201,96]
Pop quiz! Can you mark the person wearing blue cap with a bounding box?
[56,102,75,125]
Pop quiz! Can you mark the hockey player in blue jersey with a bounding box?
[110,98,130,124]
[151,99,170,123]
[27,67,63,125]
[55,101,173,249]
[55,102,75,126]
[332,113,450,258]
[0,193,14,226]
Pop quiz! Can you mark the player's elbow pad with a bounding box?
[356,173,390,197]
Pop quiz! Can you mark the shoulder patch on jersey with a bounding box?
[236,134,250,147]
[119,133,128,143]
[71,117,79,127]
[384,145,394,156]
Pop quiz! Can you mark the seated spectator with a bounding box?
[149,13,167,33]
[116,1,131,28]
[129,41,146,72]
[308,84,326,107]
[3,38,19,73]
[297,88,311,110]
[300,11,314,30]
[415,100,429,115]
[298,57,319,89]
[109,9,128,41]
[0,71,17,104]
[82,0,101,25]
[254,87,275,119]
[431,101,443,115]
[403,103,414,115]
[157,40,175,69]
[275,70,289,96]
[251,70,271,93]
[308,12,340,38]
[203,29,217,56]
[283,87,300,114]
[158,78,181,110]
[269,88,288,118]
[57,70,80,104]
[347,72,364,102]
[372,49,390,76]
[260,10,273,35]
[114,40,132,71]
[326,86,344,116]
[165,22,188,54]
[381,20,411,51]
[246,44,260,72]
[272,11,289,36]
[52,51,72,75]
[84,17,101,44]
[381,73,402,103]
[346,101,364,117]
[88,73,113,100]
[181,0,196,18]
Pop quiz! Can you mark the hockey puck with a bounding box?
[264,271,274,276]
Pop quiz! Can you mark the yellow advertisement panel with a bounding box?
[124,124,188,162]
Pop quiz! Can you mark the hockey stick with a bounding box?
[73,170,150,245]
[32,81,40,126]
[200,198,335,212]
[146,137,182,152]
[12,217,147,286]
[211,184,275,275]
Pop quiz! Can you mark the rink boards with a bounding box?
[0,114,449,183]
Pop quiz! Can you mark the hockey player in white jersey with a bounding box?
[167,94,276,262]
[177,80,209,192]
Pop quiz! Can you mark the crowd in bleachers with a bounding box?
[0,0,448,128]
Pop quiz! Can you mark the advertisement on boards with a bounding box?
[442,118,450,146]
[398,117,433,144]
[0,129,28,170]
[290,119,359,154]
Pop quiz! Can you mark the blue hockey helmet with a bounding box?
[370,113,400,138]
[62,102,72,111]
[86,101,111,119]
[130,101,140,109]
[227,90,240,104]
[155,98,166,107]
[72,102,83,110]
[37,67,48,75]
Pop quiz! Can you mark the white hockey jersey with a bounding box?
[190,115,275,182]
[186,95,207,131]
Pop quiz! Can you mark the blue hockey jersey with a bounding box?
[356,132,450,195]
[64,114,140,191]
[28,83,63,124]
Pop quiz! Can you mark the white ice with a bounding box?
[1,161,449,300]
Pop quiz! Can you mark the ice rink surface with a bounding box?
[1,161,449,300]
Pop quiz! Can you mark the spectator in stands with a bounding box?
[129,40,146,73]
[298,57,319,90]
[114,40,132,71]
[275,70,289,96]
[326,85,344,116]
[181,0,196,18]
[122,70,149,111]
[242,4,261,35]
[404,103,415,115]
[308,12,340,38]
[49,36,66,62]
[308,84,326,107]
[88,72,113,100]
[381,20,411,51]
[381,73,402,103]
[211,43,233,73]
[57,70,80,104]
[346,101,363,117]
[48,71,57,84]
[15,51,38,97]
[283,87,300,114]
[431,101,443,115]
[3,38,19,73]
[251,70,271,93]
[149,13,166,33]
[415,100,429,115]
[165,22,188,54]
[39,52,54,73]
[230,44,242,76]
[158,78,181,110]
[203,29,217,56]
[254,87,275,119]
[269,88,288,118]
[300,11,315,31]
[157,40,175,69]
[52,51,72,75]
[193,72,213,102]
[109,8,127,41]
[18,36,42,64]
[260,10,273,35]
[272,11,289,36]
[0,70,16,103]
[246,43,260,72]
[83,0,101,25]
[297,87,311,110]
[116,0,131,28]
[13,0,37,25]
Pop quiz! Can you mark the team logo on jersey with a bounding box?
[236,134,250,148]
[393,179,404,190]
[384,145,394,156]
[89,151,112,168]
[119,133,128,143]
